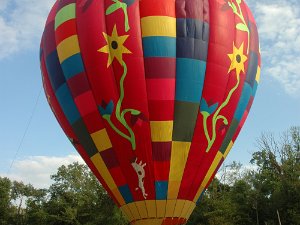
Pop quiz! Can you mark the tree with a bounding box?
[250,127,300,225]
[42,162,127,225]
[0,177,12,225]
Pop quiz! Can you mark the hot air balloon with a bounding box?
[40,0,261,224]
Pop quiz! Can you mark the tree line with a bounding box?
[1,127,299,225]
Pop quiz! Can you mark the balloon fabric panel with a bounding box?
[76,0,156,203]
[40,0,261,224]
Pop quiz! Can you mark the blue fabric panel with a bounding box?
[123,0,135,6]
[176,37,209,60]
[175,58,206,103]
[118,185,133,203]
[142,37,176,58]
[246,51,258,87]
[55,83,81,124]
[60,53,85,80]
[177,18,208,40]
[176,18,209,61]
[234,82,252,121]
[46,51,66,91]
[155,181,168,200]
[39,48,43,61]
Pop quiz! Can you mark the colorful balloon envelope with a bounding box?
[40,0,261,224]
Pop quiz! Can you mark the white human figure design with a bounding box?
[131,158,148,199]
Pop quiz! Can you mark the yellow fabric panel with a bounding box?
[256,66,261,83]
[186,203,196,220]
[224,141,234,159]
[180,201,195,219]
[57,35,80,63]
[167,180,180,200]
[91,129,112,152]
[128,202,141,220]
[193,151,223,202]
[145,200,157,218]
[133,219,163,225]
[173,200,186,218]
[141,16,176,37]
[165,200,176,217]
[156,200,166,218]
[120,204,134,222]
[169,142,191,181]
[91,154,116,190]
[135,201,148,219]
[167,142,191,198]
[111,188,125,206]
[150,121,173,142]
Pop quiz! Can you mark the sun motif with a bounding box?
[227,42,248,76]
[98,25,132,67]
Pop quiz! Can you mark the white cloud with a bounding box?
[2,155,84,188]
[0,0,55,59]
[249,0,300,97]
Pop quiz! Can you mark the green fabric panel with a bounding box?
[219,118,239,154]
[55,3,76,30]
[72,119,98,157]
[172,101,199,142]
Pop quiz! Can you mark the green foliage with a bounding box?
[1,127,299,225]
[0,177,12,225]
[0,163,126,225]
[32,162,126,225]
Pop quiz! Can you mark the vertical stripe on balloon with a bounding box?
[140,0,177,211]
[53,1,127,206]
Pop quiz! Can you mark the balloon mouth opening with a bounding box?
[120,199,195,225]
[129,217,187,225]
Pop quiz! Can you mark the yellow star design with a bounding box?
[98,25,132,67]
[227,42,248,76]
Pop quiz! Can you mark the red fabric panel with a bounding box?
[55,19,77,45]
[57,0,76,11]
[43,21,57,57]
[148,100,175,121]
[74,91,98,117]
[109,167,127,187]
[144,58,176,79]
[67,72,90,98]
[154,161,170,181]
[140,0,176,17]
[152,142,172,161]
[146,79,175,101]
[82,111,104,134]
[176,0,209,21]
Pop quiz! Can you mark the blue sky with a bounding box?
[0,0,300,187]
